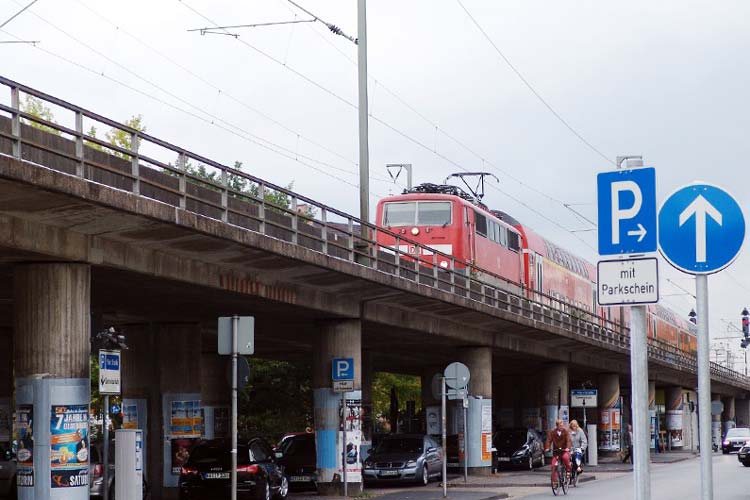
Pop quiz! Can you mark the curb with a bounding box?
[447,475,596,488]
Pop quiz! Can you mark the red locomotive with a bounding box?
[375,178,696,356]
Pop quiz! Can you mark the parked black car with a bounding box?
[738,443,750,466]
[363,434,442,486]
[178,438,288,500]
[275,433,316,491]
[722,427,750,454]
[494,428,545,470]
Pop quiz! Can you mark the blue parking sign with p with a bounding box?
[332,357,354,381]
[598,167,657,255]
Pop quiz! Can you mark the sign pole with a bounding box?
[103,393,109,500]
[231,314,238,500]
[463,402,468,483]
[696,275,713,500]
[441,376,447,498]
[630,305,651,500]
[342,391,348,497]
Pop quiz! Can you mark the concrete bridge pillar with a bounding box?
[14,263,91,499]
[722,396,736,434]
[597,374,620,452]
[665,386,684,450]
[712,393,723,448]
[460,347,492,476]
[201,337,230,441]
[312,320,362,496]
[421,366,442,438]
[542,364,569,433]
[736,398,750,427]
[648,381,656,450]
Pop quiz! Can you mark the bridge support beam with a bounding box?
[14,263,91,499]
[542,364,569,433]
[460,347,492,476]
[313,319,362,496]
[597,374,620,452]
[712,393,723,449]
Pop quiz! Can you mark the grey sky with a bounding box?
[2,0,750,367]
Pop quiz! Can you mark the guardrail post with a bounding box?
[432,252,438,281]
[177,152,187,210]
[321,209,329,254]
[131,131,140,195]
[10,86,20,159]
[347,218,355,261]
[291,196,299,245]
[221,169,228,223]
[394,236,401,277]
[449,258,455,294]
[258,182,266,235]
[74,111,84,177]
[372,228,379,270]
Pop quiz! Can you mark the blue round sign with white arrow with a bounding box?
[659,183,745,274]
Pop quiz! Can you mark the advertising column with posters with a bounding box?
[598,403,621,452]
[338,398,363,482]
[15,405,34,488]
[170,400,203,475]
[50,405,89,489]
[666,390,684,448]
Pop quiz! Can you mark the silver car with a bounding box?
[363,435,443,486]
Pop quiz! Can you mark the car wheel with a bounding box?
[420,465,429,486]
[275,476,289,499]
[723,449,729,455]
[256,478,271,500]
[743,461,750,467]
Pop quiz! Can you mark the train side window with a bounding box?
[475,212,488,237]
[508,232,520,251]
[499,226,508,247]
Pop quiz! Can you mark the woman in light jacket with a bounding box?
[569,420,588,473]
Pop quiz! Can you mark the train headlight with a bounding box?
[411,227,420,236]
[439,261,449,268]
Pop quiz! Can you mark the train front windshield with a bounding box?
[383,201,452,227]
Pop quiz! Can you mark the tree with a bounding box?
[371,372,422,433]
[105,114,145,158]
[21,95,60,135]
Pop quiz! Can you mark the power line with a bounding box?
[11,1,398,191]
[72,0,394,183]
[0,27,388,202]
[455,0,614,167]
[0,0,39,29]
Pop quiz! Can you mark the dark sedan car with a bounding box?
[363,434,442,486]
[722,427,750,454]
[494,428,545,470]
[178,438,288,500]
[275,433,316,491]
[738,443,750,466]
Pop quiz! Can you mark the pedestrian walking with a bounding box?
[621,424,634,464]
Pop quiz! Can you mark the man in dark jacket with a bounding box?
[545,419,572,484]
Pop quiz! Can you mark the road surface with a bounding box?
[517,454,747,499]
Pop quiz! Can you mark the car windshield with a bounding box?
[375,438,423,454]
[383,202,452,227]
[727,428,750,438]
[495,430,528,445]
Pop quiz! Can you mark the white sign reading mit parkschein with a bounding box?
[597,257,659,306]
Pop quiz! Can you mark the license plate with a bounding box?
[740,454,746,459]
[203,472,230,480]
[499,457,511,462]
[380,470,399,477]
[290,475,313,482]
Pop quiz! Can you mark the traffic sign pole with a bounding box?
[441,376,447,499]
[630,305,651,500]
[342,393,348,497]
[231,314,238,500]
[697,275,713,500]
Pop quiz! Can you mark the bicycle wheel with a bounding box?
[551,465,561,496]
[559,466,568,495]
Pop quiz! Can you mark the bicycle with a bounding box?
[569,447,583,487]
[549,448,569,496]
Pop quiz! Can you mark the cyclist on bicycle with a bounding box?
[569,419,588,473]
[544,419,572,483]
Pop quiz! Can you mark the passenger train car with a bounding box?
[375,183,697,356]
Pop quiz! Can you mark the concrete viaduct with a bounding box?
[0,76,747,498]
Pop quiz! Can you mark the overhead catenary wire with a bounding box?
[72,0,399,187]
[0,28,389,202]
[0,0,39,29]
[455,0,614,167]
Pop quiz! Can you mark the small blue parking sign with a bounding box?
[659,183,745,274]
[332,358,354,381]
[598,167,657,255]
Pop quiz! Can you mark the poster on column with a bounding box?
[14,405,33,488]
[481,405,493,461]
[666,411,683,447]
[649,411,657,450]
[122,404,138,430]
[170,401,203,438]
[171,438,198,474]
[338,398,362,482]
[50,405,89,488]
[711,421,722,448]
[425,406,441,436]
[598,409,621,451]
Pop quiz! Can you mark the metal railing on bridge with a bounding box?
[0,75,746,390]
